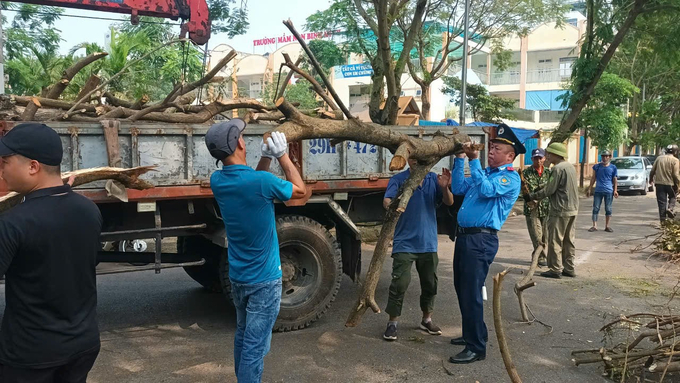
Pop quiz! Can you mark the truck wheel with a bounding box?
[218,252,233,302]
[178,236,224,293]
[274,215,342,332]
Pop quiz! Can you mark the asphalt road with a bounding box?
[1,191,677,383]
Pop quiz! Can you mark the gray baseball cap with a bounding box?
[205,118,247,160]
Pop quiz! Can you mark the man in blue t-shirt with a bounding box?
[205,119,306,383]
[587,150,618,232]
[382,159,454,341]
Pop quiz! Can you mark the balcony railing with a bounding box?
[490,71,520,85]
[471,69,488,84]
[539,110,565,123]
[527,69,571,84]
[503,108,535,122]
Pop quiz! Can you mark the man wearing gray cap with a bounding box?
[522,148,550,267]
[205,119,306,383]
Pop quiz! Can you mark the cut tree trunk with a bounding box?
[75,75,101,102]
[272,97,482,326]
[0,166,155,212]
[421,83,432,121]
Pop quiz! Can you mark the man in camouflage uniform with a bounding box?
[523,148,550,267]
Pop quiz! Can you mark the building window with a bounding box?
[477,64,487,69]
[567,18,577,26]
[559,57,576,77]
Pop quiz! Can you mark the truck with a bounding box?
[0,120,487,332]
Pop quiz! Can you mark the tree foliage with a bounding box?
[441,75,515,123]
[261,75,319,110]
[579,72,638,150]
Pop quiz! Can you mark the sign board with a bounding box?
[253,31,335,48]
[334,64,373,79]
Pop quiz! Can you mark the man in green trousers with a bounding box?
[528,142,579,279]
[523,148,551,267]
[382,158,454,341]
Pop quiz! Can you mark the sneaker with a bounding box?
[383,323,397,341]
[420,320,442,335]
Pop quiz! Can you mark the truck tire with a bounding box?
[274,215,342,332]
[178,236,224,293]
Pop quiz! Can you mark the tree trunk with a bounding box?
[368,65,387,124]
[548,0,648,144]
[346,162,433,326]
[421,82,432,121]
[272,98,481,326]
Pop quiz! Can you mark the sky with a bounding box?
[49,0,331,55]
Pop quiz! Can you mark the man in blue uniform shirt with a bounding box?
[382,159,454,341]
[449,124,524,364]
[206,120,306,383]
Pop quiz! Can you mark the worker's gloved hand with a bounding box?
[267,131,288,158]
[261,139,275,159]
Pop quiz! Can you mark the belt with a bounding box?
[457,226,498,235]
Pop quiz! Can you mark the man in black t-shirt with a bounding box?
[0,123,102,383]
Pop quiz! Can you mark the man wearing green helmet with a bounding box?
[526,142,579,279]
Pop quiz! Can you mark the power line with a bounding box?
[3,8,182,25]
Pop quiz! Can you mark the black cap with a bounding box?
[0,123,63,165]
[490,123,526,155]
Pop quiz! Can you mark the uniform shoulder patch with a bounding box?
[500,177,510,185]
[507,166,515,171]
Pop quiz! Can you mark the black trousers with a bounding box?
[656,184,677,222]
[453,231,498,354]
[0,346,99,383]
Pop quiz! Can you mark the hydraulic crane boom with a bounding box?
[9,0,211,45]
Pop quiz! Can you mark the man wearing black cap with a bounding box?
[522,148,550,267]
[205,119,305,383]
[0,123,102,382]
[449,123,524,364]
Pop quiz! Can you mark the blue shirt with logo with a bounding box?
[451,158,520,231]
[592,163,618,193]
[385,170,442,254]
[210,165,293,284]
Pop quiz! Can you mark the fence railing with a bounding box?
[539,110,565,123]
[503,108,535,122]
[527,69,570,84]
[489,71,520,85]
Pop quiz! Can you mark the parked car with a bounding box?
[644,154,658,165]
[612,156,654,195]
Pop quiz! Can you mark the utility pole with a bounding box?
[459,0,470,126]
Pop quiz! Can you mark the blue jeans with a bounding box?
[592,192,613,222]
[230,277,282,383]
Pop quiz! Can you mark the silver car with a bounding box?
[611,156,654,195]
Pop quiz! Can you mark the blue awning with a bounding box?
[525,90,569,111]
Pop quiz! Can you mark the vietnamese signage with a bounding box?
[253,31,336,47]
[334,64,374,78]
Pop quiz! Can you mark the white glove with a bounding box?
[261,139,275,159]
[266,131,288,158]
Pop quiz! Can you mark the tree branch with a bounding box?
[282,19,353,120]
[21,52,108,121]
[276,58,302,101]
[281,52,340,113]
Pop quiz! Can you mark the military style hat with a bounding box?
[491,123,526,155]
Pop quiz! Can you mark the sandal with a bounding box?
[605,227,614,233]
[588,227,597,232]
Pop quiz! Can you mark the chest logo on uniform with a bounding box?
[500,177,510,185]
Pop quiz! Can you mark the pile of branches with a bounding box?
[0,39,340,125]
[572,313,680,382]
[653,220,680,263]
